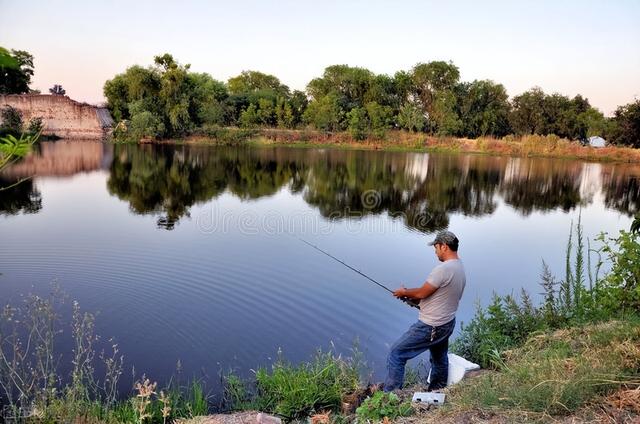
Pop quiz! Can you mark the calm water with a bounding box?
[1,141,638,392]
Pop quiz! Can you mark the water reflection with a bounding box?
[0,177,41,215]
[2,142,640,228]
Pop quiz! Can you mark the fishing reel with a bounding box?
[400,297,420,309]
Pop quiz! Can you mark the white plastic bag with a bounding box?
[426,353,480,386]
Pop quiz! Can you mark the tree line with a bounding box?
[1,47,638,146]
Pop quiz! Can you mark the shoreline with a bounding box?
[151,128,640,164]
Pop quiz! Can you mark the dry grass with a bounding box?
[182,128,640,163]
[418,319,640,423]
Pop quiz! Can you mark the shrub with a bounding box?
[356,391,413,422]
[0,105,23,135]
[347,107,369,141]
[596,230,640,315]
[27,116,43,135]
[452,218,639,369]
[251,350,360,420]
[129,111,165,140]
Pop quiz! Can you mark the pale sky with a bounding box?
[1,0,639,115]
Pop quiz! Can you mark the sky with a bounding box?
[1,0,639,115]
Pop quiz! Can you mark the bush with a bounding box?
[129,111,165,140]
[250,350,360,420]
[347,107,369,141]
[27,116,43,135]
[596,230,640,315]
[356,391,413,422]
[452,219,639,369]
[0,105,23,135]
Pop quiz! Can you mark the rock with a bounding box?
[175,411,282,424]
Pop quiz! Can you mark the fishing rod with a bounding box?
[297,238,419,309]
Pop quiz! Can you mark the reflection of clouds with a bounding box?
[405,153,429,181]
[579,163,602,203]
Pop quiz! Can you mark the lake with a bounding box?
[1,141,638,394]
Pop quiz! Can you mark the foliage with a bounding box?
[228,70,289,97]
[509,87,600,141]
[49,84,66,95]
[365,101,393,138]
[0,47,34,94]
[596,230,640,314]
[457,80,511,137]
[104,54,214,140]
[0,132,37,180]
[303,93,344,132]
[356,391,413,422]
[609,99,640,148]
[102,54,639,144]
[0,105,23,135]
[446,319,640,416]
[347,107,369,141]
[27,116,44,135]
[396,102,426,132]
[452,219,639,369]
[129,111,165,140]
[250,350,360,420]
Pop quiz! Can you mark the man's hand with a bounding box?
[392,285,420,308]
[393,285,407,298]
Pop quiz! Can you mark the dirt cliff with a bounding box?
[0,94,113,139]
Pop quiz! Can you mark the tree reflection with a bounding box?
[105,145,627,232]
[0,177,42,215]
[601,169,640,216]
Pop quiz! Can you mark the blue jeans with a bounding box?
[384,319,456,392]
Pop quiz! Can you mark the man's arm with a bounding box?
[393,281,438,300]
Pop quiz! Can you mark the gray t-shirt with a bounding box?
[419,259,466,326]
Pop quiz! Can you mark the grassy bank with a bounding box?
[179,127,640,163]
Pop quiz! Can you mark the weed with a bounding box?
[355,391,412,422]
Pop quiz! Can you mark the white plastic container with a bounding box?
[412,391,446,405]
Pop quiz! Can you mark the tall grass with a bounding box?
[452,217,640,369]
[446,319,640,416]
[222,349,362,421]
[0,285,214,423]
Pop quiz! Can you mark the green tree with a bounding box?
[228,70,289,97]
[347,107,369,141]
[609,100,640,148]
[289,90,309,127]
[239,104,260,128]
[155,53,194,135]
[510,87,546,135]
[397,102,426,132]
[365,101,393,138]
[303,93,344,132]
[257,98,275,126]
[0,48,34,94]
[578,107,609,138]
[49,84,66,95]
[458,80,511,137]
[0,105,23,135]
[189,72,228,126]
[129,111,165,140]
[432,90,462,135]
[307,65,373,110]
[275,97,295,129]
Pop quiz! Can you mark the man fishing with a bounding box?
[384,230,466,392]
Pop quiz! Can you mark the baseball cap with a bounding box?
[428,230,459,249]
